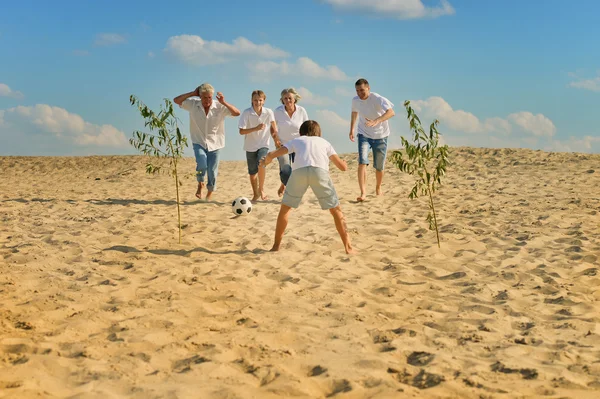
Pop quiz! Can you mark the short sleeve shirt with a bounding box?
[181,98,232,151]
[351,92,394,139]
[238,107,275,152]
[274,105,309,144]
[284,136,336,171]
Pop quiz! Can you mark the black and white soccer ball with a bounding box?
[232,196,252,216]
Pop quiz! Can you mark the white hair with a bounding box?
[280,87,301,104]
[198,83,214,95]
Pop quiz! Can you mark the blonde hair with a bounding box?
[280,87,301,104]
[251,90,266,100]
[198,83,214,95]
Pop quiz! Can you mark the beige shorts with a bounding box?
[282,166,339,210]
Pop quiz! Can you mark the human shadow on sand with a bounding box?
[1,197,283,207]
[86,198,229,206]
[104,245,267,256]
[0,197,229,206]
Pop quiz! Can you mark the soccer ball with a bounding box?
[232,196,252,216]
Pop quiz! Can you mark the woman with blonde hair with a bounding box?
[273,87,309,196]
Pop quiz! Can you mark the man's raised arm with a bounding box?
[173,87,199,106]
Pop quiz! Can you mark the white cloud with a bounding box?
[165,35,289,66]
[95,33,126,46]
[568,72,600,92]
[411,97,482,133]
[411,96,554,137]
[546,136,600,153]
[483,117,512,135]
[297,87,336,106]
[321,0,455,19]
[249,57,349,81]
[1,104,127,147]
[334,86,355,97]
[0,83,24,99]
[508,112,556,137]
[316,109,349,127]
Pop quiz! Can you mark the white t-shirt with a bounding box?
[238,107,275,152]
[274,104,309,144]
[351,92,394,139]
[180,98,232,151]
[284,136,337,171]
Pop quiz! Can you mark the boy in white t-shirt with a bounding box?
[260,120,354,254]
[238,90,280,202]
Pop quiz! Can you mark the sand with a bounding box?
[1,147,599,398]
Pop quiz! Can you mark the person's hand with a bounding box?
[349,131,355,142]
[195,86,201,96]
[216,92,225,104]
[274,139,282,148]
[365,118,380,127]
[255,123,266,131]
[259,155,271,168]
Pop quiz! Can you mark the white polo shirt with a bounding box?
[181,98,233,151]
[238,107,275,152]
[284,136,336,171]
[274,104,309,144]
[351,92,394,139]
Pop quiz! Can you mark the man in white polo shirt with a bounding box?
[349,78,395,202]
[174,83,240,201]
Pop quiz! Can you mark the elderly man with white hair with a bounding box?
[174,83,240,201]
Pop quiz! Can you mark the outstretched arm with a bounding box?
[260,146,289,168]
[173,87,199,106]
[329,154,348,171]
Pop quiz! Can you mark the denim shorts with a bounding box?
[282,166,339,210]
[246,147,269,175]
[358,134,388,171]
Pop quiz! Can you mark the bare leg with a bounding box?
[258,164,268,200]
[249,174,259,202]
[278,183,285,197]
[329,206,354,254]
[271,204,292,251]
[375,170,384,196]
[195,182,205,200]
[357,164,367,202]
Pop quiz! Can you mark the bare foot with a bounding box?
[277,184,285,197]
[376,188,383,196]
[205,191,213,201]
[345,246,356,255]
[356,195,366,202]
[269,245,280,252]
[251,195,260,203]
[195,183,205,200]
[260,192,269,201]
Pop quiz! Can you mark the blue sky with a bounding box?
[1,0,599,159]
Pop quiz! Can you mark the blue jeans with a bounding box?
[193,143,221,191]
[358,135,388,171]
[246,147,269,175]
[277,153,295,185]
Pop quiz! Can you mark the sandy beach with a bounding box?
[1,147,599,398]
